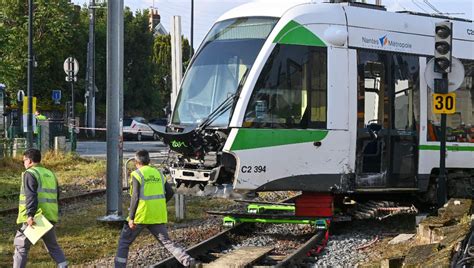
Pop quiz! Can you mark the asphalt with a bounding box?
[76,140,169,160]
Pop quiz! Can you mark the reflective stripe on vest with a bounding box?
[129,165,168,224]
[17,166,59,224]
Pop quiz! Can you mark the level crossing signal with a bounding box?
[434,21,453,74]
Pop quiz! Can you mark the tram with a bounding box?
[152,1,474,202]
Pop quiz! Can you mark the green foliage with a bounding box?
[0,1,191,119]
[0,0,82,106]
[152,34,190,116]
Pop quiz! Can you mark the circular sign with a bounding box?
[63,57,79,76]
[425,57,465,92]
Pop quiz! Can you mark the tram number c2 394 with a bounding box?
[241,165,266,173]
[433,93,456,114]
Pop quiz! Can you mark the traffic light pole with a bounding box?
[433,20,452,207]
[26,0,34,149]
[437,74,448,206]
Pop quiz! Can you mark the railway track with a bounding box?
[0,189,108,216]
[152,196,330,268]
[152,223,327,268]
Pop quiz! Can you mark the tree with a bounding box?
[0,0,83,106]
[152,34,190,117]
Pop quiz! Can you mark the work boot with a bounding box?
[186,258,202,268]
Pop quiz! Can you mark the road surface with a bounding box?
[76,141,169,160]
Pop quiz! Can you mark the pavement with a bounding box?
[76,140,170,160]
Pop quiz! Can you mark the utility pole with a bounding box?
[190,0,194,58]
[171,16,185,220]
[86,0,97,137]
[170,16,182,113]
[26,0,34,148]
[98,0,124,222]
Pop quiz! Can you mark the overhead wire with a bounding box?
[422,0,442,14]
[411,0,430,13]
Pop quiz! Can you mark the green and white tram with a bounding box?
[154,1,474,201]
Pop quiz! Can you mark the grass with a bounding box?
[0,152,234,266]
[0,152,106,209]
[0,195,234,267]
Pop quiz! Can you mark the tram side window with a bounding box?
[243,44,327,129]
[427,59,474,143]
[392,54,420,131]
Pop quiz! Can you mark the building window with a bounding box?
[427,59,474,142]
[243,44,327,129]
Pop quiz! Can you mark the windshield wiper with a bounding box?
[197,68,250,131]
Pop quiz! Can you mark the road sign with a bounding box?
[63,57,79,76]
[425,57,465,92]
[52,90,61,104]
[433,93,456,114]
[65,76,77,82]
[17,90,25,102]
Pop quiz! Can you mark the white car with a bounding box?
[123,117,158,141]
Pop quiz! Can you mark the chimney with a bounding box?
[149,8,161,32]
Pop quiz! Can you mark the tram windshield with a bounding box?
[172,17,278,126]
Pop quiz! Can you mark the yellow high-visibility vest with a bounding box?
[17,166,58,223]
[128,166,168,224]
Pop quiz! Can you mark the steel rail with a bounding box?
[0,188,129,216]
[275,229,326,267]
[151,223,249,268]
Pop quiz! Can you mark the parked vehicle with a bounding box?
[123,117,158,141]
[149,118,169,126]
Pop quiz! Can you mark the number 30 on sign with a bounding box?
[433,93,456,114]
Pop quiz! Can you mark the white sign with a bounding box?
[63,57,79,76]
[424,57,465,93]
[17,90,25,102]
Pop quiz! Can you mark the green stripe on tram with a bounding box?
[230,128,329,151]
[273,20,326,47]
[419,144,474,152]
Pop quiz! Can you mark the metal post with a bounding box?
[190,0,194,58]
[86,0,96,137]
[437,73,448,206]
[175,194,185,221]
[69,60,76,151]
[170,16,182,113]
[98,0,124,222]
[171,17,185,219]
[26,0,34,149]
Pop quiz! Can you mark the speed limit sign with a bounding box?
[433,93,456,114]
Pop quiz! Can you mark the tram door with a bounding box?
[356,51,419,188]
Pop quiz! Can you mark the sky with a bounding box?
[73,0,473,49]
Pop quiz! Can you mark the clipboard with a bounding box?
[23,214,53,244]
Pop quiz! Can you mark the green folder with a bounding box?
[23,214,53,244]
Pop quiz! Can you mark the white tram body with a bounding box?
[155,1,474,198]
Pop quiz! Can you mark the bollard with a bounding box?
[54,136,66,155]
[39,121,50,153]
[175,194,185,221]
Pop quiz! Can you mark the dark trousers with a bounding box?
[115,223,194,267]
[13,224,67,268]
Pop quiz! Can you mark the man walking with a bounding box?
[115,150,196,267]
[14,148,67,268]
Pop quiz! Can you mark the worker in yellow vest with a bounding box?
[114,150,197,267]
[34,110,47,135]
[13,148,67,268]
